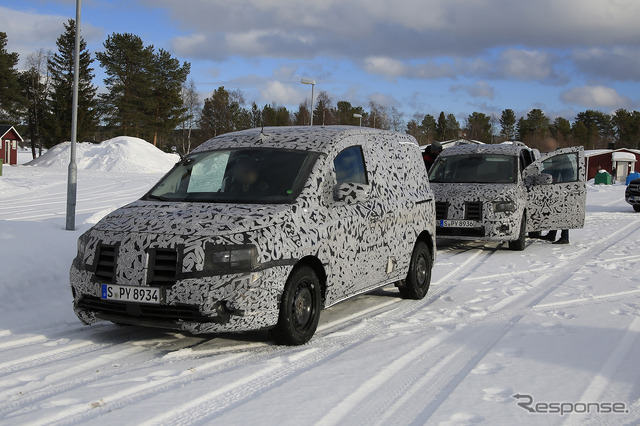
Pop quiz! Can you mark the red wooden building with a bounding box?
[585,148,640,182]
[1,125,23,166]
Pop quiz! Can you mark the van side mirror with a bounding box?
[333,182,370,203]
[525,173,553,187]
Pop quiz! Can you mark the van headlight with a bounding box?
[493,200,516,213]
[210,245,258,272]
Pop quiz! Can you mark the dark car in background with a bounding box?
[625,178,640,212]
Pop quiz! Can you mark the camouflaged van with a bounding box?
[428,143,586,250]
[70,126,436,345]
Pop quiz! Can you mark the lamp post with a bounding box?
[66,0,81,231]
[300,78,315,126]
[353,113,362,126]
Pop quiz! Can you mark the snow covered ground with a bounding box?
[1,138,639,425]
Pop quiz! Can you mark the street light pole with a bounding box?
[301,78,315,126]
[66,0,81,231]
[353,113,362,126]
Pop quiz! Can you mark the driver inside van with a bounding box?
[225,157,269,193]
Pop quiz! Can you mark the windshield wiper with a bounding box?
[146,194,173,201]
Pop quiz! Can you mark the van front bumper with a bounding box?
[70,264,291,334]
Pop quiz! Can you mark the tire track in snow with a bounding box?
[331,217,640,424]
[562,316,640,426]
[0,241,504,423]
[0,295,409,422]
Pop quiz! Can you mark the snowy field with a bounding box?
[1,138,639,425]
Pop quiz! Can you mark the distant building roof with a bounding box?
[612,152,637,162]
[0,125,24,142]
[586,148,640,158]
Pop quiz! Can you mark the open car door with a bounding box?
[523,147,586,232]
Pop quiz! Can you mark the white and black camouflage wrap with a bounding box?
[70,126,436,334]
[431,143,586,243]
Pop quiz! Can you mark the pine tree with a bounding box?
[445,114,461,139]
[199,86,249,139]
[293,102,310,126]
[0,32,24,123]
[313,91,334,126]
[47,19,98,145]
[96,33,155,139]
[499,109,517,140]
[435,112,447,141]
[149,48,190,146]
[466,112,492,143]
[420,114,437,144]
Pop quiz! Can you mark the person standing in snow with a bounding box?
[539,137,570,244]
[423,141,443,171]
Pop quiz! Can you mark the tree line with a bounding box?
[1,26,639,157]
[0,22,190,158]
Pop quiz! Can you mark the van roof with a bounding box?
[194,126,413,154]
[438,143,530,158]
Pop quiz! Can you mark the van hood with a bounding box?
[431,182,519,202]
[91,200,294,237]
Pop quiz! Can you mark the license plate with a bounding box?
[101,284,160,304]
[438,220,479,228]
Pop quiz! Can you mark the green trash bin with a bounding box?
[594,170,612,185]
[0,159,3,176]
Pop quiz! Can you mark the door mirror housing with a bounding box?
[525,173,553,187]
[333,182,370,203]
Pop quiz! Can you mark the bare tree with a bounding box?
[22,49,52,157]
[180,79,200,153]
[390,106,405,132]
[368,100,390,129]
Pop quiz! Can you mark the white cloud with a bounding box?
[572,47,640,81]
[362,57,407,79]
[450,81,495,99]
[497,49,555,81]
[260,81,304,105]
[1,6,102,69]
[560,86,633,109]
[151,0,640,61]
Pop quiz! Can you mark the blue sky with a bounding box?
[3,0,640,126]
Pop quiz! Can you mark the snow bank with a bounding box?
[25,136,179,173]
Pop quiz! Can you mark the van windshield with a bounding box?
[429,154,517,184]
[145,149,316,203]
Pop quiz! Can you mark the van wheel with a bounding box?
[509,214,527,251]
[272,266,321,345]
[634,205,640,212]
[399,241,432,300]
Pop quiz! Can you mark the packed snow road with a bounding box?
[1,162,640,425]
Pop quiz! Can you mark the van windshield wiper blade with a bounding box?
[146,194,173,201]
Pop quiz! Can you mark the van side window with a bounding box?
[334,146,368,185]
[541,152,578,183]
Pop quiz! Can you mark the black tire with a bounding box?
[399,241,432,300]
[634,205,640,212]
[509,214,527,251]
[272,266,321,345]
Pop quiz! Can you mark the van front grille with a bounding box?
[435,202,448,220]
[149,248,178,286]
[95,244,116,283]
[465,202,483,221]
